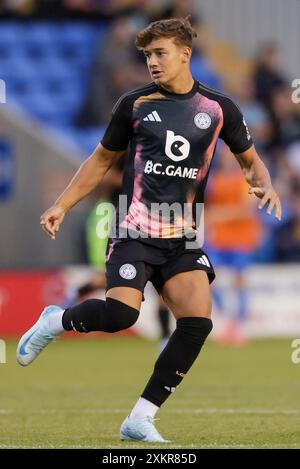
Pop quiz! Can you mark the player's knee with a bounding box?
[104,298,140,332]
[177,316,213,346]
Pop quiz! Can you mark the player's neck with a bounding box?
[159,74,195,95]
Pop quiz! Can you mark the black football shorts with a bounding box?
[105,237,215,298]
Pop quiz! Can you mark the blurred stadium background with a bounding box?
[0,0,300,448]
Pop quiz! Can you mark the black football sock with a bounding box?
[158,305,171,339]
[62,298,139,333]
[141,316,213,407]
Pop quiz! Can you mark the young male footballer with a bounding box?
[17,18,281,442]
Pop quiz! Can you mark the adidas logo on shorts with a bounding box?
[196,255,210,267]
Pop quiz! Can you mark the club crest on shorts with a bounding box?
[119,264,137,280]
[194,112,211,130]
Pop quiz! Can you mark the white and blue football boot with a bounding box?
[120,415,170,443]
[16,305,64,366]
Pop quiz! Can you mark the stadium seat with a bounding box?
[0,21,109,152]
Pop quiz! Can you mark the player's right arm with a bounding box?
[41,93,133,239]
[40,145,125,239]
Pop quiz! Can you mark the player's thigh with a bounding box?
[105,257,149,311]
[106,287,143,311]
[162,270,212,319]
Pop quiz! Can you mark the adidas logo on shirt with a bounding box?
[196,255,210,267]
[143,110,162,122]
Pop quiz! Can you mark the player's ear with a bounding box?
[182,46,191,63]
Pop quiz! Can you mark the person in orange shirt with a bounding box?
[206,144,262,345]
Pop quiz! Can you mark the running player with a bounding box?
[16,18,281,443]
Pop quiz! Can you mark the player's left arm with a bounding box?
[234,145,282,221]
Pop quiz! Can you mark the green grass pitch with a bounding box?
[1,336,300,448]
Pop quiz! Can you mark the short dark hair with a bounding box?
[135,17,197,50]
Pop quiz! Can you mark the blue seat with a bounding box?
[71,127,105,154]
[21,23,60,46]
[0,21,108,132]
[0,23,24,46]
[1,55,39,74]
[57,22,98,44]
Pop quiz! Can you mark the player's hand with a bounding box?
[248,186,282,221]
[40,204,66,240]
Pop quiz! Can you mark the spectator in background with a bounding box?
[0,0,118,18]
[232,76,272,152]
[0,0,36,15]
[269,85,300,150]
[286,142,300,186]
[75,12,149,126]
[159,0,200,23]
[63,0,117,16]
[69,156,173,353]
[123,0,161,30]
[67,160,124,306]
[253,42,287,111]
[158,0,221,89]
[275,181,300,262]
[76,0,222,125]
[206,145,262,345]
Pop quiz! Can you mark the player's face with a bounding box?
[143,38,190,86]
